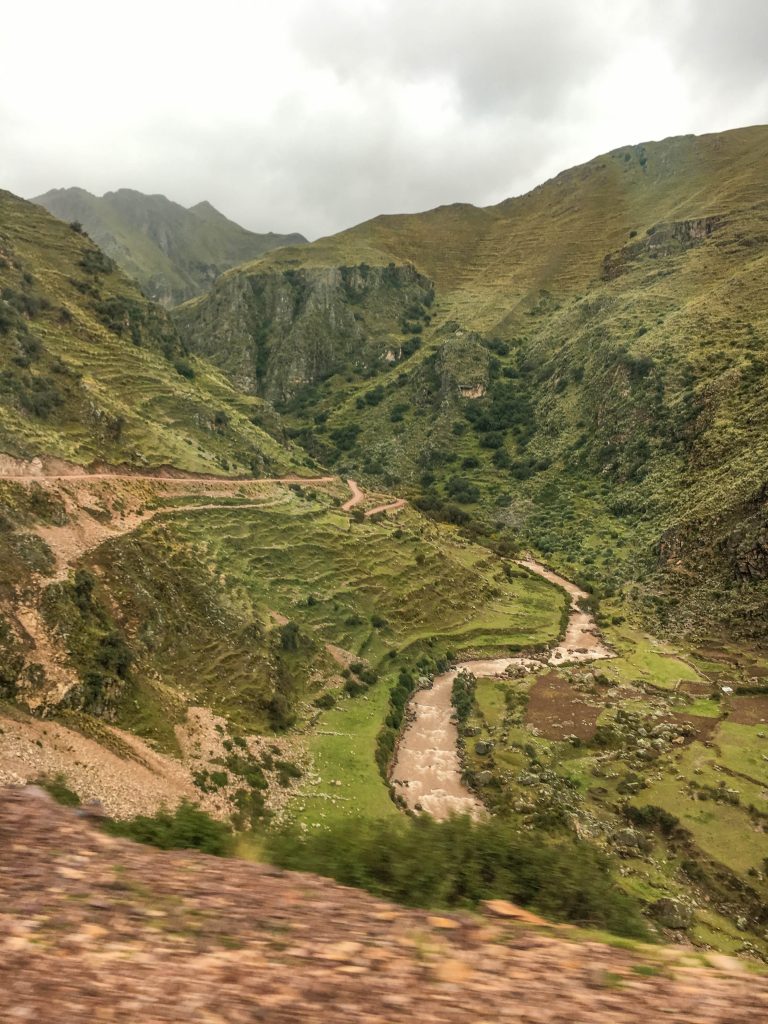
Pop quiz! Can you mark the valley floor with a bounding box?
[2,468,767,961]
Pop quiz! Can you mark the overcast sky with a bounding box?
[1,0,767,239]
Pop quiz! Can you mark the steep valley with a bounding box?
[2,126,768,962]
[175,125,768,641]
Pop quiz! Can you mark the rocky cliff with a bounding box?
[174,262,435,401]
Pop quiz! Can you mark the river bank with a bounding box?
[390,557,614,819]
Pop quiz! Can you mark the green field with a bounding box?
[286,684,398,827]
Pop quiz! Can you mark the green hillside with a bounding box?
[2,129,768,956]
[176,125,768,638]
[33,187,306,306]
[0,190,310,475]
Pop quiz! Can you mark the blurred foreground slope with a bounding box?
[1,786,767,1024]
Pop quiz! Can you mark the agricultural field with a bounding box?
[456,627,768,956]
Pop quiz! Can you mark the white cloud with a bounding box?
[0,0,766,238]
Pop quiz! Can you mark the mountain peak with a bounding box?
[32,187,307,305]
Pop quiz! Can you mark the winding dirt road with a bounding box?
[390,557,614,820]
[366,498,407,517]
[341,479,407,517]
[341,478,365,511]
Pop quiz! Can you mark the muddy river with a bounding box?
[390,557,613,820]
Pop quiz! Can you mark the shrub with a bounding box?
[174,359,196,379]
[32,774,81,807]
[275,760,302,787]
[79,249,113,275]
[102,801,234,856]
[278,621,301,651]
[445,476,481,504]
[330,424,360,451]
[265,815,649,937]
[479,433,504,450]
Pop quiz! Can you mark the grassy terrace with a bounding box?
[147,500,563,664]
[81,489,563,815]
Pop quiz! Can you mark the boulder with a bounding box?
[650,898,693,929]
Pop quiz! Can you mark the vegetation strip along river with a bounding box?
[390,557,613,820]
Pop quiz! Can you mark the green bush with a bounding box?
[265,815,649,937]
[33,774,81,807]
[102,801,234,856]
[174,359,196,380]
[278,621,301,651]
[375,667,415,776]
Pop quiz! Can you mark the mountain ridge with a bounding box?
[174,124,768,639]
[32,186,307,305]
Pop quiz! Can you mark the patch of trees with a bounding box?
[0,366,65,420]
[1,284,50,321]
[413,493,471,526]
[79,248,114,276]
[355,384,385,408]
[445,475,481,504]
[400,336,422,358]
[451,669,476,725]
[41,568,133,718]
[375,666,417,777]
[329,423,361,452]
[268,621,318,730]
[463,380,535,454]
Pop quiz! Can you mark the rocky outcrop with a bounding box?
[432,326,490,400]
[602,216,723,280]
[659,487,768,583]
[174,262,434,401]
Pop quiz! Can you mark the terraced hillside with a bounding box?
[176,125,768,638]
[0,469,563,823]
[0,190,310,475]
[34,188,306,305]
